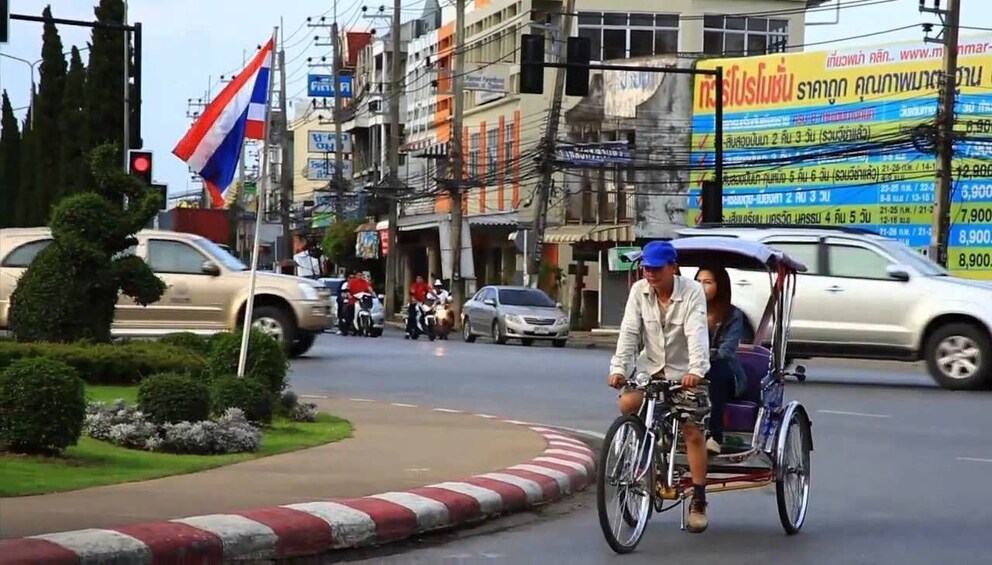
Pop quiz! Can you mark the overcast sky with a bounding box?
[0,0,988,201]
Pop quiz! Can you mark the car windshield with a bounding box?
[498,288,556,307]
[197,237,248,271]
[879,240,949,276]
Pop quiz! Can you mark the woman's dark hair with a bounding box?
[696,264,733,323]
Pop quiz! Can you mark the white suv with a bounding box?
[676,224,992,391]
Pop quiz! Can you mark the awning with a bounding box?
[469,211,518,227]
[375,219,389,231]
[541,224,635,244]
[353,220,378,233]
[398,212,446,232]
[413,141,450,159]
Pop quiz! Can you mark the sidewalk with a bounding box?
[0,398,547,540]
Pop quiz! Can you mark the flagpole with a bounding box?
[237,25,279,378]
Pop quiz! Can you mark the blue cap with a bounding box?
[641,241,678,268]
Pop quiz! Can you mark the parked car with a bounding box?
[462,285,569,347]
[675,223,992,390]
[0,228,332,357]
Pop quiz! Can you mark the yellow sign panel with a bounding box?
[688,36,992,279]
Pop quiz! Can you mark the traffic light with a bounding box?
[519,34,545,94]
[128,150,153,185]
[151,183,168,211]
[1,0,9,44]
[565,36,592,97]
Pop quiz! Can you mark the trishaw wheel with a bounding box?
[597,415,654,554]
[776,409,811,535]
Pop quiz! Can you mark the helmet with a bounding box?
[434,279,443,287]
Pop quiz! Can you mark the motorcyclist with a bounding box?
[429,279,451,304]
[346,272,373,328]
[405,275,432,338]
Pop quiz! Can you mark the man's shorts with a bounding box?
[671,383,712,430]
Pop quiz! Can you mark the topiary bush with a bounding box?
[137,372,211,425]
[8,144,166,343]
[158,332,211,355]
[207,328,288,395]
[0,340,206,385]
[210,375,274,425]
[0,357,87,454]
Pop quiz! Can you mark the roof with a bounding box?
[626,236,809,272]
[677,223,890,242]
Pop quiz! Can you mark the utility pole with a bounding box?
[185,95,209,206]
[528,0,575,287]
[384,0,402,316]
[278,42,294,261]
[449,0,466,321]
[332,22,346,220]
[922,0,961,267]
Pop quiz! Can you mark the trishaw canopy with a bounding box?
[623,236,808,273]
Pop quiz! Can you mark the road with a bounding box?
[291,330,992,565]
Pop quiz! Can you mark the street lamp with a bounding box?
[0,45,90,127]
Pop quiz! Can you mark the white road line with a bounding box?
[390,402,418,408]
[433,408,462,413]
[817,409,890,419]
[957,457,992,464]
[349,398,375,403]
[299,394,329,399]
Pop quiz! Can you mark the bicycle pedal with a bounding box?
[656,483,679,500]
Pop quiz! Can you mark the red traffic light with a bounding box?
[131,155,151,172]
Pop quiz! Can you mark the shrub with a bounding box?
[210,375,274,424]
[276,390,299,417]
[138,373,211,425]
[8,145,165,343]
[0,357,87,454]
[83,401,261,454]
[275,390,318,422]
[158,333,211,355]
[207,329,288,395]
[0,340,206,385]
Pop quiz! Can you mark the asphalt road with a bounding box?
[291,329,992,565]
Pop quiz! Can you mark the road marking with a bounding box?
[957,457,992,464]
[299,394,328,399]
[433,408,462,413]
[349,398,375,402]
[391,402,417,408]
[817,409,890,418]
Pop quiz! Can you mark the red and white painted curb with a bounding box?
[0,398,597,564]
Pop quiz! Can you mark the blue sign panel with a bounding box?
[307,74,353,98]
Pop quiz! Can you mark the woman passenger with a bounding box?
[694,265,747,455]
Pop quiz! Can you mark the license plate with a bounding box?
[534,327,550,335]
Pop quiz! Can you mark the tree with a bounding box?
[59,47,87,195]
[84,0,128,162]
[34,6,68,216]
[17,102,38,227]
[8,144,166,343]
[0,92,22,229]
[322,219,362,270]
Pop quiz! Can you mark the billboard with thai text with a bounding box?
[690,36,992,278]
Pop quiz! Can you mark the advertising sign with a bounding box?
[555,141,633,166]
[690,36,992,279]
[607,246,641,271]
[304,157,353,181]
[603,57,678,118]
[307,74,353,98]
[307,130,352,153]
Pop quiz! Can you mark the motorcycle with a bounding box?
[337,290,352,335]
[351,292,377,337]
[435,297,454,340]
[408,296,438,341]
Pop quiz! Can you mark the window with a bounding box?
[703,15,788,56]
[504,121,514,181]
[469,132,481,179]
[1,239,52,267]
[577,11,680,62]
[147,240,209,275]
[486,128,499,180]
[498,288,556,307]
[765,241,820,275]
[828,245,892,280]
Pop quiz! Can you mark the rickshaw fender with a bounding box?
[775,402,813,481]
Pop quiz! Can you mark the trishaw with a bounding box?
[596,236,813,554]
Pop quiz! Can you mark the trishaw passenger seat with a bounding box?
[722,344,773,433]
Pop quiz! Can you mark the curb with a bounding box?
[384,319,617,350]
[0,399,597,564]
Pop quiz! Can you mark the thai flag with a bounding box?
[173,37,274,208]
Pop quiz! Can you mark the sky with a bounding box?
[0,0,989,202]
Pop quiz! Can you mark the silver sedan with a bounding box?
[461,285,569,347]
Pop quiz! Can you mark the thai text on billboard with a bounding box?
[689,36,992,279]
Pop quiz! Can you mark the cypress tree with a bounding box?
[0,92,22,229]
[17,102,38,227]
[59,47,87,195]
[84,0,127,164]
[34,5,68,214]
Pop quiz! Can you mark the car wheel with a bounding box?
[552,339,567,348]
[251,305,296,351]
[925,322,992,390]
[492,320,507,345]
[289,333,317,358]
[463,318,476,342]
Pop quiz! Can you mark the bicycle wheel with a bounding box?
[775,409,811,534]
[597,414,655,554]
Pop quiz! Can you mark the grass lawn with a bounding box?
[0,386,353,497]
